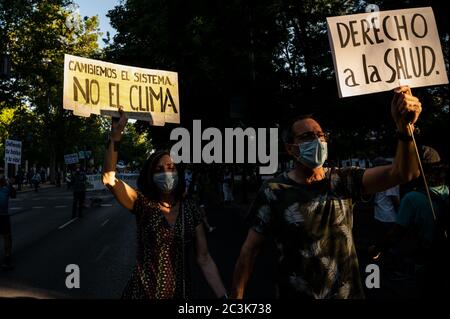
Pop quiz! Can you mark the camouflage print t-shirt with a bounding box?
[247,167,366,299]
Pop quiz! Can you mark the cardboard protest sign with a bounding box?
[64,153,79,165]
[5,139,21,165]
[327,7,448,97]
[63,54,179,126]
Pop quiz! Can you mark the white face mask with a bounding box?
[297,139,328,169]
[152,172,178,193]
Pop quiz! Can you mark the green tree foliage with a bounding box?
[1,0,448,173]
[107,0,448,160]
[106,0,282,147]
[0,1,104,177]
[0,105,45,165]
[119,122,152,168]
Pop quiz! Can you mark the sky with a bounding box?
[73,1,137,122]
[74,0,121,47]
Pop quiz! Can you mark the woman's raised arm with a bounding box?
[102,109,138,211]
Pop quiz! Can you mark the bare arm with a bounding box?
[363,86,421,194]
[195,224,227,298]
[231,229,265,299]
[102,109,138,211]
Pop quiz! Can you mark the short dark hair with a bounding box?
[137,150,186,201]
[282,114,316,144]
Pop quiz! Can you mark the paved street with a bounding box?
[0,185,136,298]
[0,184,276,299]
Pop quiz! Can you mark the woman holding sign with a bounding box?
[102,110,227,299]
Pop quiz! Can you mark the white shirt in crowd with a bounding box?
[374,185,400,223]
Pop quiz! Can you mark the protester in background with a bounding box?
[66,170,73,189]
[0,174,16,270]
[72,164,87,218]
[102,109,227,299]
[369,145,449,298]
[15,167,24,191]
[232,86,422,299]
[32,170,41,192]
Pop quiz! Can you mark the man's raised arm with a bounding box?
[363,86,421,195]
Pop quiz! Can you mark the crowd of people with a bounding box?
[0,86,448,299]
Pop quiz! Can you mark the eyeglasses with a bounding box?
[294,131,329,143]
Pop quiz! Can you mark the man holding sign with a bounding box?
[232,86,421,299]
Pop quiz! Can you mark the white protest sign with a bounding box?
[327,7,448,97]
[5,139,22,165]
[64,153,79,165]
[63,54,180,126]
[86,173,138,191]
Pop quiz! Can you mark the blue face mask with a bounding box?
[153,172,178,193]
[297,139,328,168]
